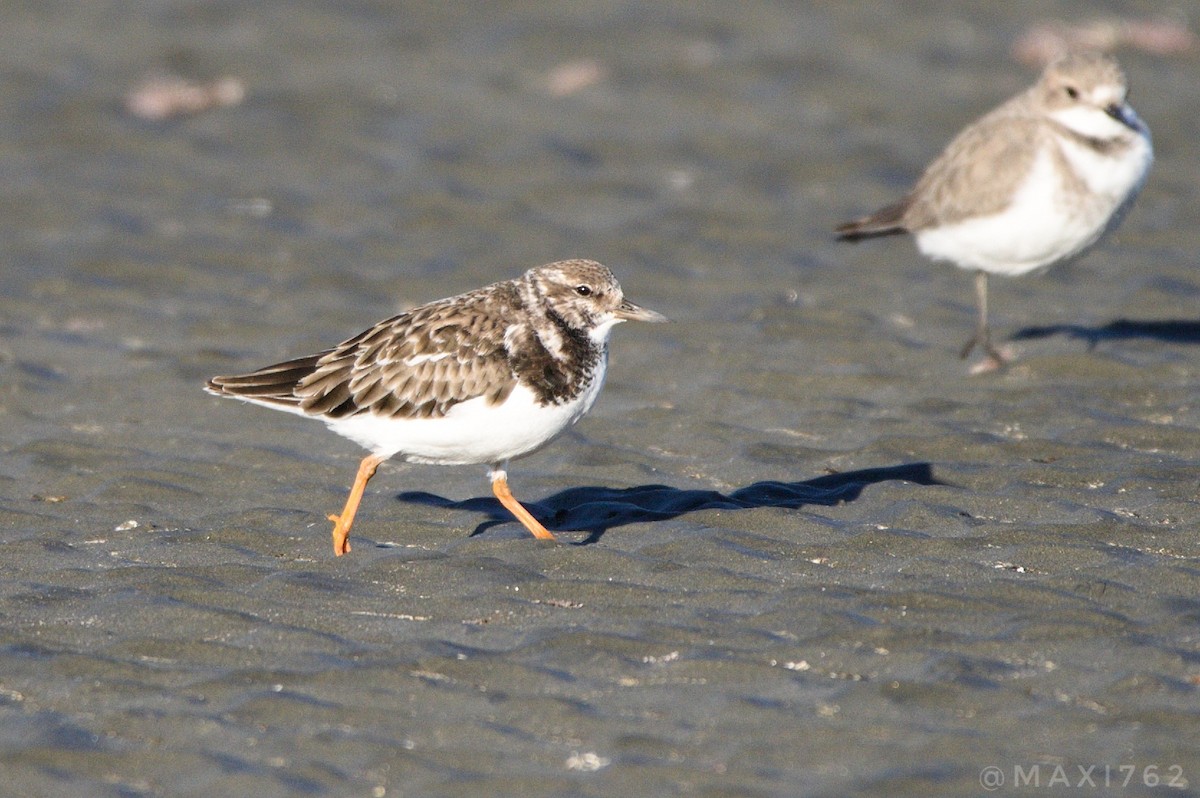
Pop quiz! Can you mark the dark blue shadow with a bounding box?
[1011,318,1200,350]
[395,462,944,544]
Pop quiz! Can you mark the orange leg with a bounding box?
[490,469,556,541]
[327,453,386,556]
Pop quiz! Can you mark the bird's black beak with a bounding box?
[1105,102,1140,131]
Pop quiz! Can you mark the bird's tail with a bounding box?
[834,201,909,241]
[205,354,322,408]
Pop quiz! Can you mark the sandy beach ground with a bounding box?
[1,2,1199,795]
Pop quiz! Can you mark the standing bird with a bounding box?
[836,51,1152,368]
[206,259,666,555]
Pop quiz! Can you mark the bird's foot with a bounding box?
[327,513,352,556]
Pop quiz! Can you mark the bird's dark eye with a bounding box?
[574,285,592,296]
[1065,86,1079,99]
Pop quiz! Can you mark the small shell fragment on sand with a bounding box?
[1012,17,1195,66]
[125,74,246,120]
[543,59,608,97]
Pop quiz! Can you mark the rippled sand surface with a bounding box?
[2,2,1199,796]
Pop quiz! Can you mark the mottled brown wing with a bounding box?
[294,285,521,420]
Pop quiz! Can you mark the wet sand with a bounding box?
[2,2,1200,796]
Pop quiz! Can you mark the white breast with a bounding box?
[1057,126,1152,204]
[323,359,609,466]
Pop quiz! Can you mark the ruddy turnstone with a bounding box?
[836,51,1152,368]
[206,259,666,555]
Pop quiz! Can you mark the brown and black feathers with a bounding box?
[205,259,643,421]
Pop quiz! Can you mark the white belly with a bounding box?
[915,136,1151,277]
[324,370,606,466]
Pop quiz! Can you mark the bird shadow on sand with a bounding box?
[1010,318,1200,349]
[395,462,945,545]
